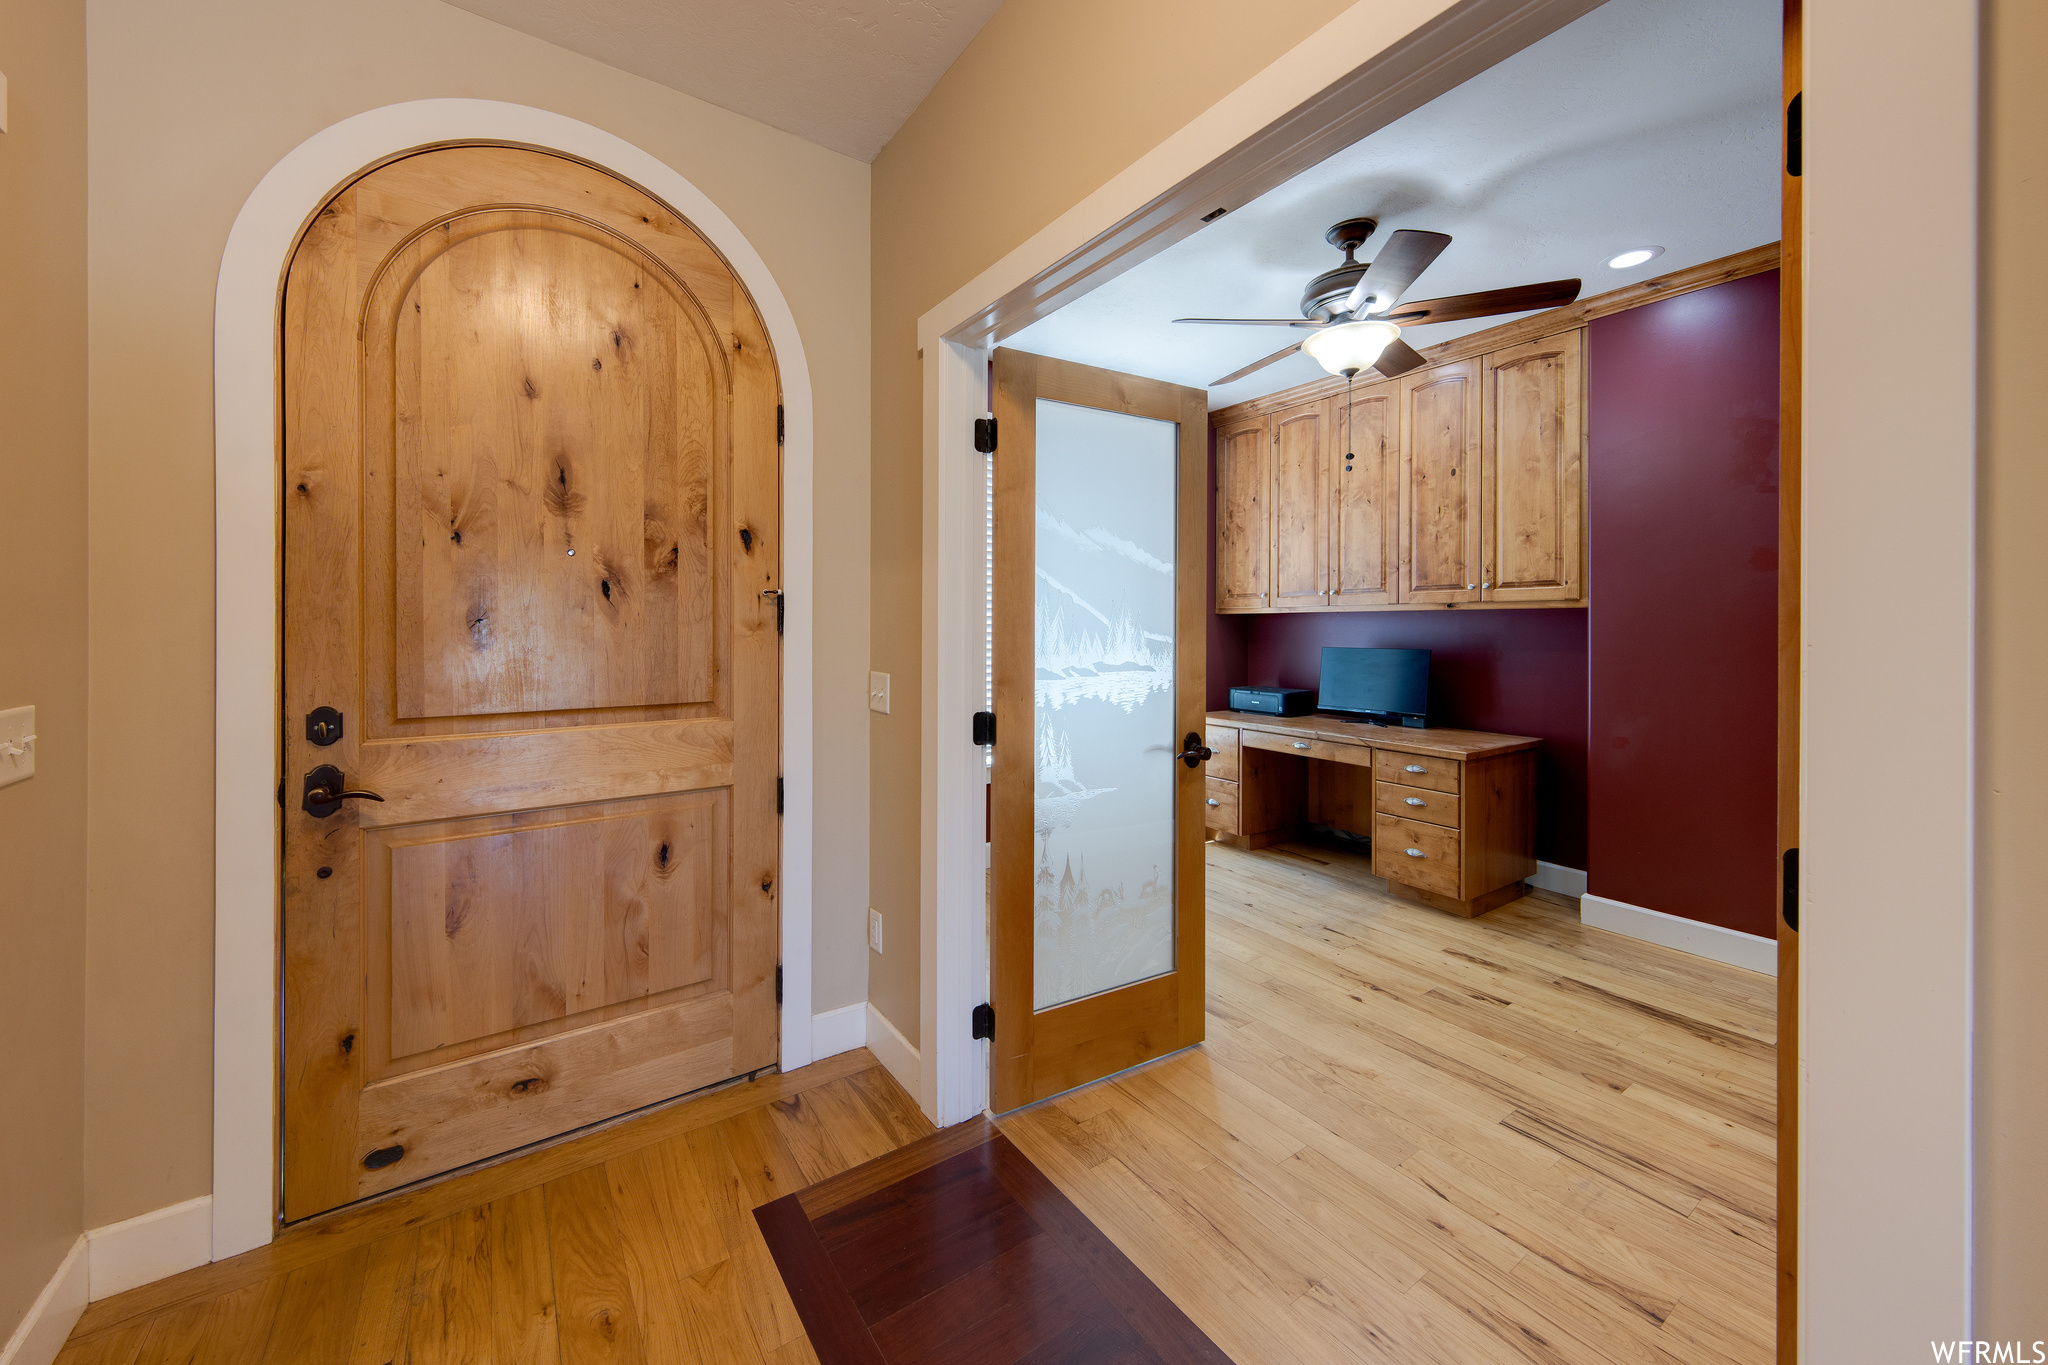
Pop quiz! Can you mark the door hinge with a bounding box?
[1782,847,1799,932]
[971,1002,995,1041]
[776,964,783,1005]
[1786,92,1802,178]
[973,417,997,453]
[972,710,996,746]
[761,588,784,634]
[776,776,784,816]
[776,404,785,446]
[277,777,285,808]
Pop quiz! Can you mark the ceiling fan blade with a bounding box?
[1385,278,1582,326]
[1174,317,1324,327]
[1341,229,1453,315]
[1371,337,1429,379]
[1211,341,1305,387]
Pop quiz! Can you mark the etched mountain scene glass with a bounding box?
[1032,398,1178,1010]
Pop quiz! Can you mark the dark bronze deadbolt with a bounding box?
[306,706,343,746]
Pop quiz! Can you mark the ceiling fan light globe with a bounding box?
[1300,319,1402,377]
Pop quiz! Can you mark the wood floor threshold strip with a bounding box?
[756,1123,1234,1365]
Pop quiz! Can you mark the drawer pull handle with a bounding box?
[1405,797,1427,807]
[1405,848,1426,858]
[1404,764,1427,773]
[1206,798,1220,807]
[1292,741,1311,749]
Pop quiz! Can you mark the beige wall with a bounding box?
[83,0,871,1230]
[0,0,89,1333]
[1975,0,2048,1329]
[866,0,1355,1045]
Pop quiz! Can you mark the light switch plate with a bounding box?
[868,671,891,715]
[868,908,884,954]
[0,706,35,789]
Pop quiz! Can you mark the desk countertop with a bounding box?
[1205,709,1541,761]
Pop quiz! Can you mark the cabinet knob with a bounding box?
[1466,583,1476,590]
[1405,797,1426,807]
[1482,582,1491,588]
[1404,764,1427,773]
[1292,741,1311,750]
[1206,798,1220,807]
[1405,848,1426,858]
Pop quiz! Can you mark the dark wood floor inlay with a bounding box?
[754,1116,1233,1364]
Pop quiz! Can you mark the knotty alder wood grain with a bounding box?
[58,851,1773,1364]
[280,144,780,1222]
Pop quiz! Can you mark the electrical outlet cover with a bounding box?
[0,706,35,789]
[868,907,883,953]
[868,671,891,715]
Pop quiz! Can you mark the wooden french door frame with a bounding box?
[1775,1,1801,1356]
[987,350,1209,1113]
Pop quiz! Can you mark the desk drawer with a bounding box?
[1204,778,1240,835]
[1375,781,1461,830]
[1373,814,1461,897]
[1206,725,1240,782]
[1243,729,1374,769]
[1374,749,1460,793]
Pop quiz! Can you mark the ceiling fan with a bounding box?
[1175,217,1583,386]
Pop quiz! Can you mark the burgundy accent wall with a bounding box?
[1237,610,1589,869]
[1587,271,1779,937]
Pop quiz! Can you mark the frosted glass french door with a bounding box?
[989,350,1208,1112]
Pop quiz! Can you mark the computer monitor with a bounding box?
[1317,647,1430,725]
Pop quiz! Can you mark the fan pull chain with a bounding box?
[1343,372,1355,471]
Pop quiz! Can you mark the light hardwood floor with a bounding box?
[56,840,1773,1364]
[1001,840,1777,1365]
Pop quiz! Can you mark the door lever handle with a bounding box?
[302,764,385,818]
[1176,732,1215,769]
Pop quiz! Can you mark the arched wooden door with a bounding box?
[279,145,781,1221]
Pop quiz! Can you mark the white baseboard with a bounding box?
[1530,861,1588,898]
[864,1002,920,1098]
[0,1237,86,1365]
[811,1002,867,1060]
[1580,893,1778,976]
[86,1195,211,1301]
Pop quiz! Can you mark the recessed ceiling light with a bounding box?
[1607,246,1665,270]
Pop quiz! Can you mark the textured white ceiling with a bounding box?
[1005,0,1782,409]
[441,0,1005,161]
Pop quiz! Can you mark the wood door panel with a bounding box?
[389,223,717,719]
[1399,358,1482,603]
[282,145,779,1223]
[1214,417,1270,610]
[353,721,733,826]
[353,993,736,1201]
[1331,384,1397,606]
[1271,402,1328,607]
[1483,333,1584,602]
[379,790,728,1066]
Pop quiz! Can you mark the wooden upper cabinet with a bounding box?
[1271,401,1331,608]
[1330,382,1398,607]
[1398,357,1483,604]
[1483,332,1585,602]
[1215,415,1272,610]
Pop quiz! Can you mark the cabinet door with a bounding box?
[1214,416,1271,610]
[1398,357,1483,603]
[1330,382,1398,607]
[1271,400,1331,608]
[1483,331,1585,602]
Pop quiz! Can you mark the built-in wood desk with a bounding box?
[1204,710,1540,917]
